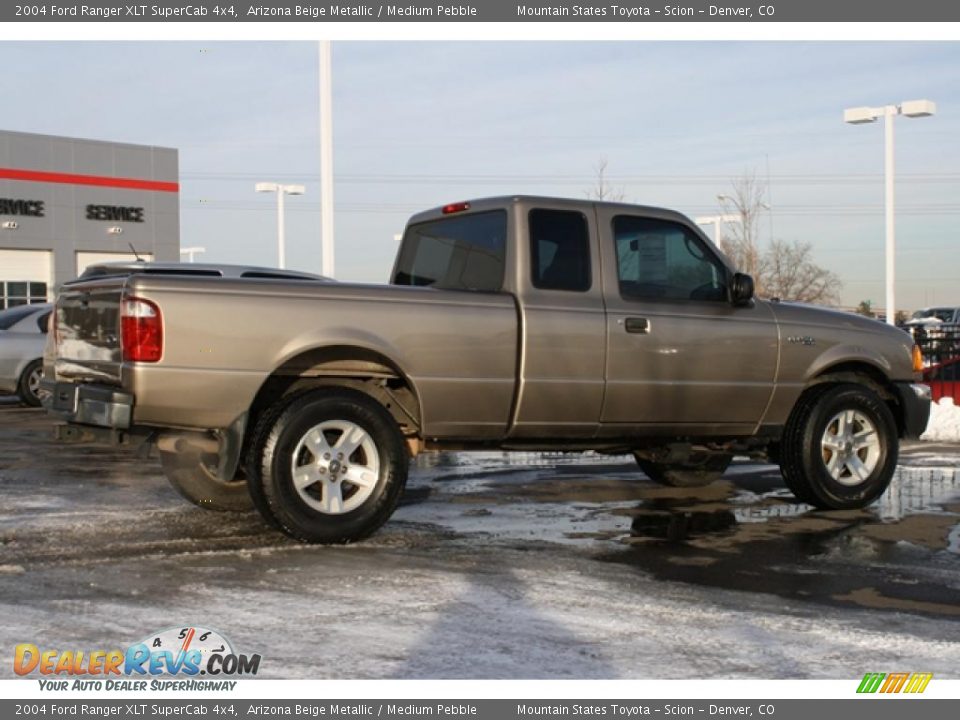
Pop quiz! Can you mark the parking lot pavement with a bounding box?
[1,399,959,679]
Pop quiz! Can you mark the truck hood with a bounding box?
[765,299,917,381]
[766,300,907,338]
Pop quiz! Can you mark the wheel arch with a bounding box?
[246,344,424,447]
[806,361,905,436]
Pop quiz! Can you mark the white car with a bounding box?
[0,303,53,406]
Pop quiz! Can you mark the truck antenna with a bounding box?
[128,242,144,262]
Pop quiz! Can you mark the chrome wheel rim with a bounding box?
[820,409,881,487]
[27,366,42,399]
[290,420,380,514]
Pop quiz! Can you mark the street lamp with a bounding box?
[180,246,206,263]
[844,99,936,325]
[255,182,306,269]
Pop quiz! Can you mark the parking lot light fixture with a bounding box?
[256,182,306,269]
[695,213,741,249]
[844,100,936,325]
[180,247,206,263]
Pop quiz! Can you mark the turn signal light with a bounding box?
[121,297,163,362]
[912,344,924,373]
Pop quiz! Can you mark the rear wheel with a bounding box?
[779,383,898,509]
[247,388,408,543]
[17,359,43,407]
[634,453,732,487]
[159,446,252,512]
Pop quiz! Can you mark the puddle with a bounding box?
[406,454,960,618]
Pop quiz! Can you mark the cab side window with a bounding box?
[529,209,591,292]
[613,215,727,302]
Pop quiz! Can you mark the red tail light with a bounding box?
[121,297,162,362]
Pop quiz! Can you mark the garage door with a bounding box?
[0,249,52,308]
[76,251,155,276]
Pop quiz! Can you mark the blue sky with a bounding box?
[1,41,958,309]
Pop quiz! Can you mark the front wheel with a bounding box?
[780,383,898,509]
[247,388,408,543]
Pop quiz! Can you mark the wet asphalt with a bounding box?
[1,397,958,678]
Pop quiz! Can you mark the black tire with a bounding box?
[17,359,43,407]
[247,388,408,544]
[159,446,253,512]
[634,453,732,487]
[779,383,898,509]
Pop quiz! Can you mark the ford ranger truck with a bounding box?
[43,196,932,543]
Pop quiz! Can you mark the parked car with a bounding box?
[904,306,960,365]
[0,303,53,406]
[906,306,960,325]
[44,196,930,543]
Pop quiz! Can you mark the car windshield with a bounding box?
[0,304,40,330]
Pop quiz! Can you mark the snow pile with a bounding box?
[921,397,960,442]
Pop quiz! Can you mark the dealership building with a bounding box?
[0,130,179,308]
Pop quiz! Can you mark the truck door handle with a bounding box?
[624,317,650,334]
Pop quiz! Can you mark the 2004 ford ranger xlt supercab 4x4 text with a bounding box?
[42,196,932,543]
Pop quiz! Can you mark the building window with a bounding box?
[1,281,47,309]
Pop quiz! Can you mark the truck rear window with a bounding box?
[393,210,507,292]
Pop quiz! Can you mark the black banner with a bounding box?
[5,1,960,23]
[3,700,959,719]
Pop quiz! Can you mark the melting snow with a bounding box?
[921,397,960,443]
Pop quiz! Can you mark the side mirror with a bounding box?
[731,272,754,306]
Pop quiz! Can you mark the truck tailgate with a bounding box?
[54,280,126,385]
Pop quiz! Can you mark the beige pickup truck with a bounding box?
[43,196,931,543]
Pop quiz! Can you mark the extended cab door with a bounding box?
[508,200,606,439]
[595,206,778,433]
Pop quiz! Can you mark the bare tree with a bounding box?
[586,157,626,202]
[717,172,842,306]
[759,239,842,306]
[717,173,766,279]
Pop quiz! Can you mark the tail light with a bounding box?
[121,297,163,362]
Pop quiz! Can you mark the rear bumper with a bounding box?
[893,382,932,439]
[40,379,133,429]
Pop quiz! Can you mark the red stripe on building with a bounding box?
[0,167,178,193]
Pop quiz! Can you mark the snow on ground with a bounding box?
[922,398,960,443]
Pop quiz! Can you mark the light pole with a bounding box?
[319,40,335,278]
[255,182,306,269]
[179,246,206,263]
[844,99,936,325]
[694,214,740,249]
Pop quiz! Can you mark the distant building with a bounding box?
[0,130,179,308]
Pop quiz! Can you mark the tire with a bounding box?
[779,383,898,510]
[634,453,732,487]
[247,388,409,544]
[159,446,253,512]
[17,359,43,407]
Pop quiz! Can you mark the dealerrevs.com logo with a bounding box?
[857,672,933,694]
[14,626,261,691]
